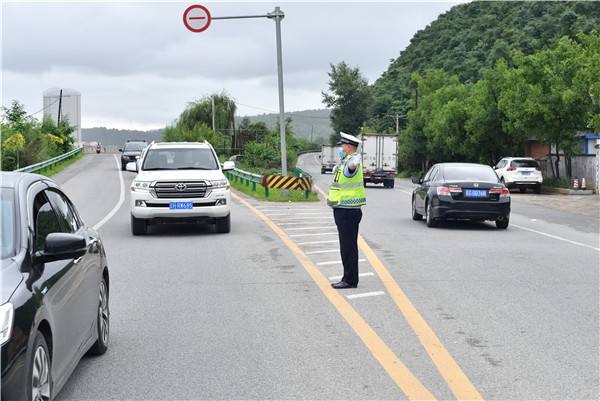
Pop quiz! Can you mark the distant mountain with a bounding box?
[82,108,332,146]
[236,109,332,144]
[82,127,165,146]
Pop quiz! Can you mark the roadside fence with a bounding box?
[13,148,82,174]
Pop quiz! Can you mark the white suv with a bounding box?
[494,157,543,194]
[126,141,235,235]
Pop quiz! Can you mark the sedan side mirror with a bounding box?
[411,176,422,185]
[34,233,87,264]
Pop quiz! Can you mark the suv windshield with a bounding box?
[142,148,219,171]
[1,189,16,259]
[511,159,539,168]
[124,142,147,152]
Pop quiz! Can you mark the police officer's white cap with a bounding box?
[336,132,360,147]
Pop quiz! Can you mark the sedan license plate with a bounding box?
[521,171,531,175]
[465,189,486,197]
[170,201,193,210]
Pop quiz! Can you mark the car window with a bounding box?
[442,165,499,182]
[428,167,439,182]
[46,190,79,233]
[143,148,218,170]
[1,189,16,259]
[33,192,63,252]
[423,167,435,182]
[496,160,506,169]
[124,142,147,151]
[511,159,539,168]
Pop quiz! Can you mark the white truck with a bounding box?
[360,134,398,188]
[320,145,338,174]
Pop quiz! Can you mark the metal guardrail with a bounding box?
[225,168,271,197]
[13,148,83,174]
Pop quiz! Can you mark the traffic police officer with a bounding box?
[327,132,366,289]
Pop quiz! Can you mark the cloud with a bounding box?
[1,1,462,130]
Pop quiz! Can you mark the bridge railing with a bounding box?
[13,148,83,174]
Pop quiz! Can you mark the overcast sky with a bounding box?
[2,1,464,131]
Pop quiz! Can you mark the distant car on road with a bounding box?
[411,162,511,229]
[493,157,543,194]
[119,140,148,170]
[1,172,110,401]
[127,141,235,235]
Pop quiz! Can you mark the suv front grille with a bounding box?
[154,181,208,198]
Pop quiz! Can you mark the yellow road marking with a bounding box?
[314,183,483,400]
[232,192,435,400]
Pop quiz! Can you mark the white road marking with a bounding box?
[512,223,600,252]
[93,155,124,231]
[330,272,375,280]
[347,291,385,299]
[305,249,339,254]
[298,240,339,245]
[290,232,338,237]
[318,259,366,266]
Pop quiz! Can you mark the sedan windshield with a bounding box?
[142,148,219,171]
[443,165,499,182]
[1,189,16,259]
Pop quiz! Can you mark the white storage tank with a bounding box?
[43,87,81,145]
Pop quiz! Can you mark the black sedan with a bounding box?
[1,172,110,400]
[411,163,511,229]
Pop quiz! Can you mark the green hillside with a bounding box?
[371,1,600,131]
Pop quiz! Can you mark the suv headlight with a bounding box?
[0,303,14,347]
[210,179,230,190]
[131,181,152,193]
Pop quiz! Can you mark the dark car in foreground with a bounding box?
[1,172,110,400]
[411,163,511,229]
[119,140,147,170]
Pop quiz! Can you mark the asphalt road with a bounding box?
[51,153,598,400]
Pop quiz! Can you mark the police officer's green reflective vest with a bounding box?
[327,154,366,207]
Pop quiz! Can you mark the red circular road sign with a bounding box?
[183,5,211,33]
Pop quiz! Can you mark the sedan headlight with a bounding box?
[210,180,230,190]
[0,303,14,347]
[131,181,152,193]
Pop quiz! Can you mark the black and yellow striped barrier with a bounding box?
[261,174,312,191]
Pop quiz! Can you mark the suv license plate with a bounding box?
[521,172,531,175]
[465,189,486,197]
[170,202,193,210]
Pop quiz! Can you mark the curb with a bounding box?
[541,186,596,195]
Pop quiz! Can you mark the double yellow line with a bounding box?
[232,189,482,400]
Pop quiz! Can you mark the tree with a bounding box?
[321,61,372,139]
[174,92,237,155]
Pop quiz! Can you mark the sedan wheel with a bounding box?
[496,218,509,229]
[88,276,109,355]
[412,197,422,220]
[30,332,51,401]
[425,200,438,227]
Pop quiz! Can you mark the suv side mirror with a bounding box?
[411,176,422,185]
[222,161,235,171]
[126,162,138,172]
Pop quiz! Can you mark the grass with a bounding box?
[39,152,84,177]
[229,176,320,202]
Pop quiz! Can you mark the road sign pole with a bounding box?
[185,5,289,180]
[269,7,287,177]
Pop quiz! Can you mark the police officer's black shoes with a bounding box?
[331,281,357,289]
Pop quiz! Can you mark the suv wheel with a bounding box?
[131,215,147,235]
[534,184,541,194]
[216,214,231,233]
